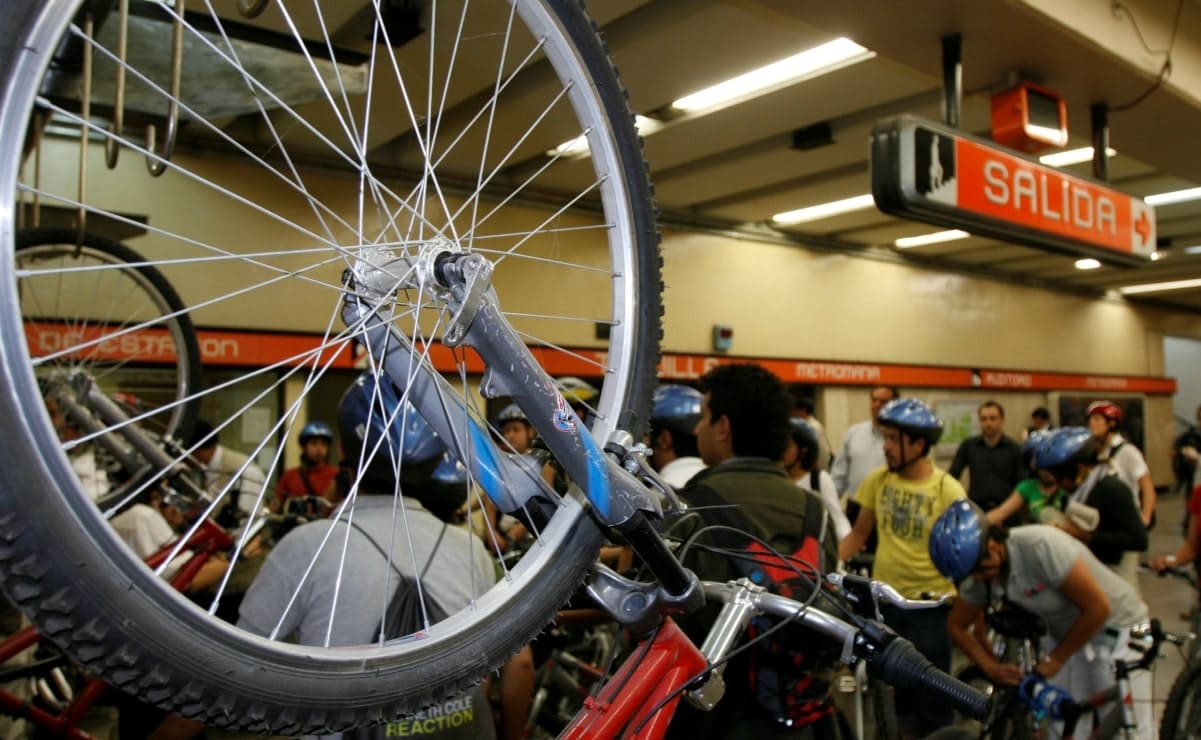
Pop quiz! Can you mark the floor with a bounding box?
[1139,487,1195,731]
[9,491,1196,739]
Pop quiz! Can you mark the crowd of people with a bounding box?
[29,365,1200,739]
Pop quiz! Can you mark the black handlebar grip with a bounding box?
[871,635,991,721]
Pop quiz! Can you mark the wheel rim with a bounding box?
[17,235,199,442]
[0,0,657,725]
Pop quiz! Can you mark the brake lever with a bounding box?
[607,436,685,515]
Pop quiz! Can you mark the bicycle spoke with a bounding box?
[0,1,657,730]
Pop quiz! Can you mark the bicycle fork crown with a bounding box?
[347,240,492,347]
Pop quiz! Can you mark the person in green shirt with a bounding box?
[985,429,1066,527]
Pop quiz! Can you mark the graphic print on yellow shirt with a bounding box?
[855,466,966,599]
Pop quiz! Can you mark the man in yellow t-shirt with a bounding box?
[838,397,965,737]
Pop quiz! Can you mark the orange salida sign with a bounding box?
[871,115,1155,265]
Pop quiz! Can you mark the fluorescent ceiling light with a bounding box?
[671,38,874,113]
[1119,277,1201,294]
[1038,147,1117,168]
[1145,186,1201,206]
[1183,245,1201,255]
[772,193,875,225]
[1074,258,1102,270]
[547,116,664,159]
[893,229,970,248]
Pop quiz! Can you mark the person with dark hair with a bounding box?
[495,403,537,454]
[647,384,706,488]
[793,399,832,471]
[931,500,1151,738]
[668,363,838,738]
[830,386,898,500]
[237,372,497,739]
[273,420,339,515]
[1087,400,1156,527]
[1032,426,1148,590]
[188,419,267,524]
[1026,406,1054,438]
[1172,404,1201,496]
[983,429,1064,527]
[948,400,1026,517]
[781,418,850,542]
[1172,407,1201,498]
[837,397,965,737]
[831,387,901,561]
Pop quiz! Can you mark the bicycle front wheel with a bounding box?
[0,0,659,734]
[1162,659,1201,740]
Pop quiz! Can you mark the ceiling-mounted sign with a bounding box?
[871,115,1156,266]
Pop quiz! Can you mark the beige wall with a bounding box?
[32,137,1194,483]
[36,139,615,349]
[660,227,1193,483]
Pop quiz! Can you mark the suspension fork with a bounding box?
[45,372,210,510]
[343,248,700,604]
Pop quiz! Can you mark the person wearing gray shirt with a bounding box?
[931,502,1151,739]
[239,495,495,648]
[830,385,896,497]
[238,372,497,739]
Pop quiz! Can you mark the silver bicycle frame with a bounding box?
[342,247,661,528]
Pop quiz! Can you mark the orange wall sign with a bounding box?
[25,322,1177,395]
[25,322,358,369]
[657,352,1176,395]
[872,115,1155,265]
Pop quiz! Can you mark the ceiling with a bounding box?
[593,0,1201,313]
[124,0,1201,313]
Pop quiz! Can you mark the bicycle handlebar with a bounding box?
[826,572,952,610]
[700,582,990,721]
[1149,562,1201,589]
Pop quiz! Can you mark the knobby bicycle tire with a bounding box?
[0,0,660,734]
[871,677,901,740]
[1162,659,1201,740]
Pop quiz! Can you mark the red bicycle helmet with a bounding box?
[1086,400,1123,425]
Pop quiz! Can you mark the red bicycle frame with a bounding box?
[0,517,233,737]
[559,618,706,740]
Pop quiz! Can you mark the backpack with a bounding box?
[683,484,839,728]
[344,522,496,740]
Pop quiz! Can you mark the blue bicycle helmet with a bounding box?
[1021,428,1052,455]
[337,372,447,488]
[877,398,943,447]
[1031,427,1093,471]
[298,420,334,445]
[650,385,703,435]
[431,453,469,486]
[1020,429,1052,470]
[929,499,989,584]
